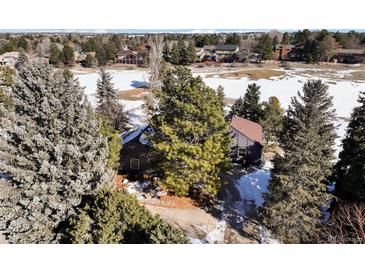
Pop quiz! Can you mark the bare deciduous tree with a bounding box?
[147,35,164,90]
[144,35,164,119]
[319,201,365,244]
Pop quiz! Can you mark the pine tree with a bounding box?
[0,61,109,243]
[334,92,365,201]
[162,41,170,62]
[96,46,107,66]
[229,96,245,118]
[64,187,188,244]
[149,67,231,197]
[257,34,274,60]
[177,39,189,65]
[216,85,225,112]
[99,116,122,170]
[261,96,284,143]
[96,68,129,131]
[82,53,94,68]
[281,32,291,44]
[0,67,14,118]
[170,43,180,65]
[15,48,28,69]
[62,44,75,66]
[187,41,196,64]
[231,83,263,122]
[49,43,62,66]
[260,80,336,243]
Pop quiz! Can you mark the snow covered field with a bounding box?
[195,69,365,118]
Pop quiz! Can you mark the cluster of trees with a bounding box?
[229,83,284,143]
[81,35,123,66]
[318,91,365,243]
[163,40,196,65]
[0,36,29,54]
[260,80,336,243]
[0,61,188,244]
[249,78,365,244]
[49,43,75,67]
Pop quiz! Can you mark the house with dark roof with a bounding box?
[115,50,146,65]
[229,116,263,166]
[215,44,239,62]
[332,48,365,64]
[119,125,154,174]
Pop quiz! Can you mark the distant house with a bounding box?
[229,116,263,166]
[119,125,154,174]
[215,44,239,62]
[115,50,145,65]
[0,51,19,67]
[75,51,96,63]
[332,48,365,64]
[273,44,295,61]
[195,45,217,62]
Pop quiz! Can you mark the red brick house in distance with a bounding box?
[273,44,295,61]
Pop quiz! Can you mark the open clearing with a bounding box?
[206,69,286,80]
[117,88,148,101]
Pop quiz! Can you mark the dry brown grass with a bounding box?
[207,69,286,80]
[117,88,148,101]
[351,71,365,81]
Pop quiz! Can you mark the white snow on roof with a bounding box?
[121,124,151,145]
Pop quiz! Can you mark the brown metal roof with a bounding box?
[230,116,263,145]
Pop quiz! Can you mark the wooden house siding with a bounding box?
[119,138,153,174]
[230,124,263,166]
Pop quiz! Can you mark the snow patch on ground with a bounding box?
[190,220,226,244]
[234,169,271,207]
[259,226,280,244]
[205,220,226,244]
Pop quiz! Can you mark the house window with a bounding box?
[130,158,140,170]
[237,147,247,158]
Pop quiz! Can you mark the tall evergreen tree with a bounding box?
[260,80,336,243]
[261,96,284,143]
[281,32,291,44]
[177,39,189,65]
[229,96,245,118]
[96,68,129,131]
[162,41,170,62]
[0,61,109,243]
[170,43,180,65]
[230,83,263,122]
[256,34,274,60]
[49,43,62,66]
[149,67,231,197]
[62,44,75,66]
[15,48,28,69]
[216,85,225,112]
[187,41,196,64]
[334,92,365,201]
